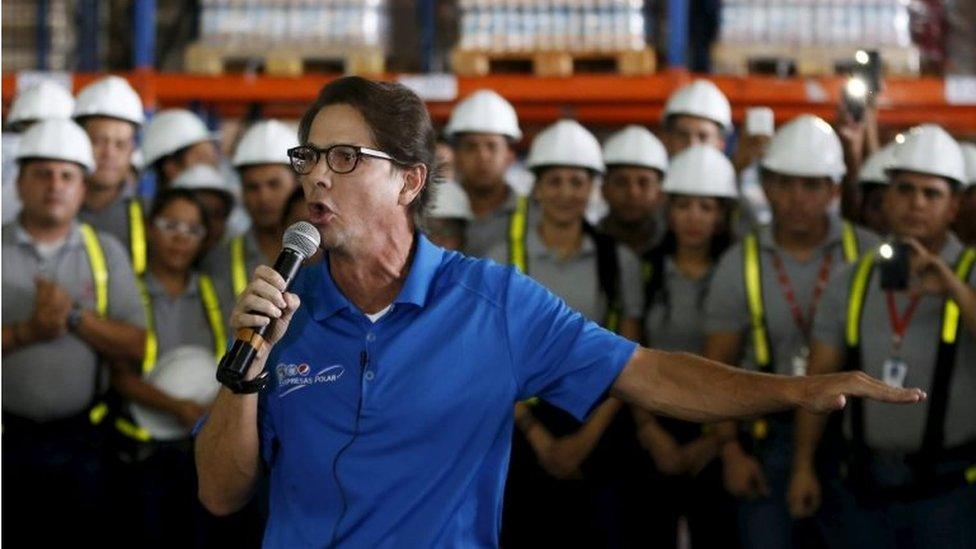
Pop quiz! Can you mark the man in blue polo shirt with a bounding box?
[195,77,925,548]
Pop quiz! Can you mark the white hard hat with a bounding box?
[171,164,235,205]
[130,346,220,441]
[141,109,213,167]
[663,79,732,132]
[885,124,966,186]
[602,125,668,174]
[444,89,522,141]
[527,119,604,174]
[7,80,75,127]
[15,118,95,173]
[761,115,846,182]
[961,143,976,187]
[232,119,299,168]
[663,144,738,198]
[72,76,145,125]
[858,142,897,186]
[429,180,474,221]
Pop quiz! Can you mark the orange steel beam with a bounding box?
[4,71,975,130]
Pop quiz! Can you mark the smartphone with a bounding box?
[842,77,868,122]
[879,241,910,291]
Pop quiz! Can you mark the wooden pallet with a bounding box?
[184,42,385,77]
[451,47,656,77]
[711,44,920,77]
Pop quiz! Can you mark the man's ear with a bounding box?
[398,164,428,208]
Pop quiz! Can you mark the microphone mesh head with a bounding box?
[282,221,321,259]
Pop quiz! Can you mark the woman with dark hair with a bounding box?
[635,144,740,548]
[488,120,646,546]
[108,188,237,546]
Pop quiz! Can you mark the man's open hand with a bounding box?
[798,371,925,414]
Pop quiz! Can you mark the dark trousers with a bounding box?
[2,411,108,547]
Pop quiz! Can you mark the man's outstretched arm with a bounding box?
[610,347,925,422]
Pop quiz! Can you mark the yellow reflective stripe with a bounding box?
[605,309,620,333]
[135,277,158,374]
[231,236,248,297]
[89,402,109,425]
[508,196,528,273]
[751,419,768,440]
[743,234,770,367]
[941,248,976,344]
[966,465,976,485]
[841,221,859,264]
[115,417,152,442]
[199,274,227,359]
[846,251,876,347]
[642,261,654,283]
[128,199,147,276]
[80,224,109,316]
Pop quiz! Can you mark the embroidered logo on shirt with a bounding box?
[277,363,345,397]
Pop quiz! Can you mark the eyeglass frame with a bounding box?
[152,217,208,240]
[286,143,406,176]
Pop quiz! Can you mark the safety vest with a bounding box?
[116,273,227,442]
[79,224,112,427]
[128,199,147,276]
[744,221,860,441]
[507,195,623,332]
[231,235,248,297]
[844,245,976,497]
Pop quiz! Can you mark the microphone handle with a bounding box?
[216,248,305,386]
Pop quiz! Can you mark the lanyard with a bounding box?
[885,290,922,353]
[769,249,834,339]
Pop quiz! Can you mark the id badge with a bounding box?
[882,357,908,388]
[791,346,809,377]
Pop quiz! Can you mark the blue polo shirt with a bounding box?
[257,233,638,547]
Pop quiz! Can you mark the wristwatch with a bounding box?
[66,302,83,331]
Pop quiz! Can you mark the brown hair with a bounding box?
[298,76,437,226]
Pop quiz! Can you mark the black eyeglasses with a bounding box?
[287,144,399,176]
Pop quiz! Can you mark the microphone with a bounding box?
[216,221,321,393]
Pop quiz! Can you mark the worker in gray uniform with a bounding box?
[703,115,879,549]
[444,89,526,257]
[1,119,147,546]
[790,124,976,548]
[75,76,149,275]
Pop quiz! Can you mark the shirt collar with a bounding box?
[12,219,83,250]
[310,232,444,321]
[757,214,845,252]
[144,271,201,298]
[526,224,596,261]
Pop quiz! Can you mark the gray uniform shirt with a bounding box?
[464,188,534,259]
[487,226,643,324]
[705,216,880,376]
[645,257,713,354]
[78,188,137,259]
[201,228,266,300]
[2,222,146,421]
[813,234,976,451]
[143,271,234,360]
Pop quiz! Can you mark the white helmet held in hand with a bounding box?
[141,109,213,167]
[663,144,737,198]
[885,124,966,186]
[7,80,75,128]
[444,89,522,141]
[663,79,732,132]
[761,115,845,182]
[602,125,668,174]
[15,119,95,174]
[232,119,299,168]
[429,180,474,221]
[130,346,220,441]
[73,76,145,126]
[961,142,976,188]
[858,143,897,186]
[527,119,604,174]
